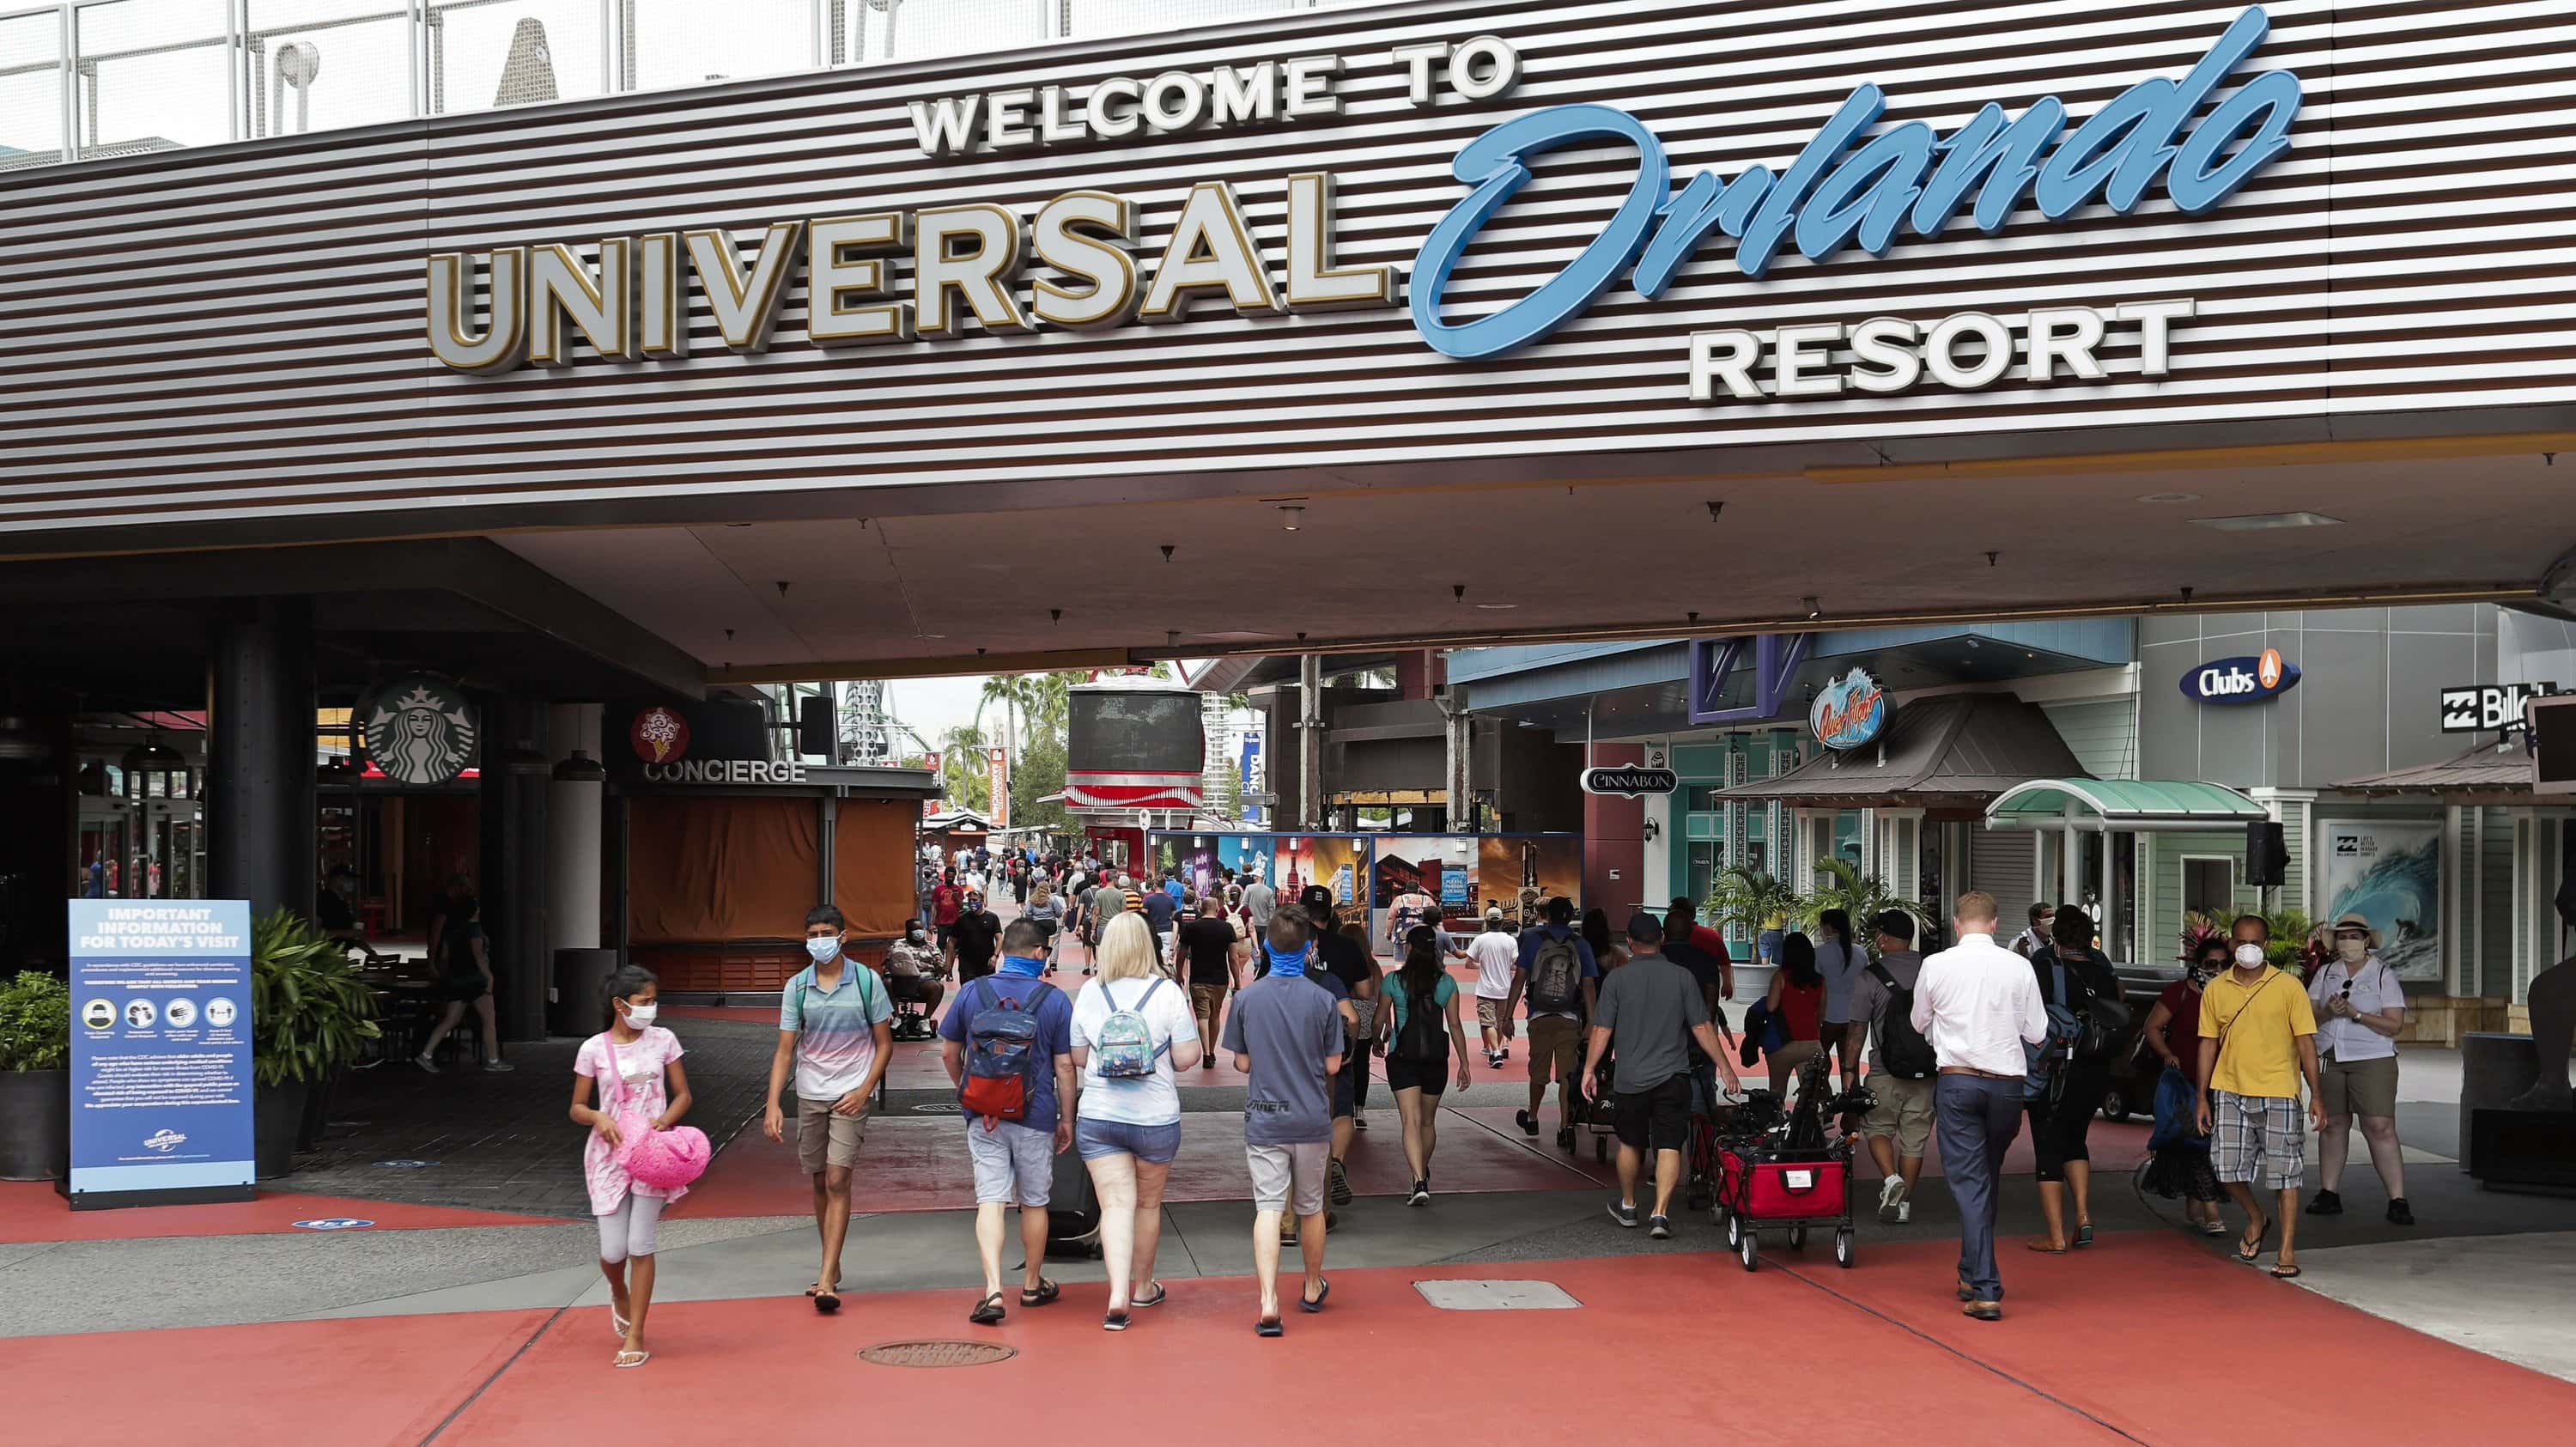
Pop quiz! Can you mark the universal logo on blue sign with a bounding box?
[2183,648,2300,706]
[1411,6,2300,359]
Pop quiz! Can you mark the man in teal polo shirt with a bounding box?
[763,903,893,1314]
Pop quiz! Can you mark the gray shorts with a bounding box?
[1246,1140,1328,1216]
[2210,1089,2304,1190]
[965,1120,1054,1207]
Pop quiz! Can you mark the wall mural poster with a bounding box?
[2318,818,2444,982]
[1477,836,1583,930]
[1371,836,1478,935]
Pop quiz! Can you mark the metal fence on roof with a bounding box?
[0,0,1340,170]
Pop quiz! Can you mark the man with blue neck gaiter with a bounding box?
[1221,910,1349,1335]
[940,918,1077,1326]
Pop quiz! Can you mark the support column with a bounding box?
[1297,653,1323,831]
[546,703,603,954]
[479,698,550,1043]
[208,598,315,920]
[1442,692,1473,834]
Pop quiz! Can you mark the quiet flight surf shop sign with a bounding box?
[422,8,2299,405]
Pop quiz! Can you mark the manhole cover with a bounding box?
[859,1340,1017,1369]
[911,1102,955,1114]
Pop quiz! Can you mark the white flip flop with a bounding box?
[613,1348,650,1369]
[611,1309,629,1340]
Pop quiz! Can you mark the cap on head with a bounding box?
[1625,911,1665,945]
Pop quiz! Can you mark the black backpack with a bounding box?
[1395,979,1449,1061]
[2072,963,2136,1062]
[1868,961,1937,1079]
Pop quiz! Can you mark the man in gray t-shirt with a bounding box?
[1242,877,1277,933]
[1222,911,1346,1332]
[1584,913,1740,1236]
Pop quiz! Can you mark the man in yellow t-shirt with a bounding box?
[2195,915,2324,1280]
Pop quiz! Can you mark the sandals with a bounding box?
[2269,1262,2304,1280]
[1255,1316,1284,1338]
[1019,1279,1060,1308]
[2075,1224,2094,1248]
[611,1307,629,1340]
[1300,1279,1330,1314]
[2026,1239,2069,1255]
[612,1348,650,1368]
[1131,1282,1168,1309]
[969,1291,1006,1326]
[2234,1219,2274,1265]
[2201,1219,2230,1237]
[1103,1309,1131,1332]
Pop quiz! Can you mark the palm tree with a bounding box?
[1801,857,1930,958]
[977,674,1045,752]
[1705,864,1802,945]
[938,724,988,812]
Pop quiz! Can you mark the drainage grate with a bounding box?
[858,1340,1018,1369]
[1413,1280,1582,1310]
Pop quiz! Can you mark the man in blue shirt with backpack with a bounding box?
[940,918,1077,1327]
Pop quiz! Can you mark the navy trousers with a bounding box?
[1935,1073,2024,1303]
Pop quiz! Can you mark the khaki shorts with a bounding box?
[1862,1073,1935,1157]
[797,1096,868,1174]
[1246,1140,1328,1216]
[1528,1015,1583,1083]
[1477,997,1506,1032]
[1189,982,1228,1031]
[2319,1053,2399,1119]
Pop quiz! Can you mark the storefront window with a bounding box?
[1686,840,1724,908]
[2184,855,2234,918]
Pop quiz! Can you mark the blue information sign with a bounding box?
[67,900,256,1207]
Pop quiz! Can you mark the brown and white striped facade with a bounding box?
[3,0,2570,556]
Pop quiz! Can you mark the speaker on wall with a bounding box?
[797,695,834,761]
[2245,820,2288,887]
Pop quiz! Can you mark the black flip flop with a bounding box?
[1255,1316,1283,1338]
[969,1292,1005,1325]
[1020,1279,1060,1307]
[812,1290,841,1315]
[1300,1280,1330,1313]
[1131,1282,1168,1309]
[2269,1262,2304,1280]
[2234,1220,2273,1265]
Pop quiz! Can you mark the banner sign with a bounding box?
[2439,682,2559,734]
[1810,667,1890,751]
[67,899,256,1207]
[1580,765,1680,798]
[2181,648,2300,705]
[987,746,1012,828]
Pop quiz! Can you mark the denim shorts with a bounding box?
[1075,1116,1182,1164]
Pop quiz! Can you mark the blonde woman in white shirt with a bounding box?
[2306,914,2411,1225]
[1071,911,1204,1331]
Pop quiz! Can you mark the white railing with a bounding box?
[0,0,1336,171]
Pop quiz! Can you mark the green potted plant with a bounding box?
[1800,858,1934,959]
[1705,864,1803,961]
[251,909,380,1177]
[0,970,71,1181]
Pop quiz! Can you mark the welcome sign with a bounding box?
[426,8,2297,399]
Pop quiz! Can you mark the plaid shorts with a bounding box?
[2209,1090,2304,1190]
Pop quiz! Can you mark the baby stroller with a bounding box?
[1716,1055,1865,1272]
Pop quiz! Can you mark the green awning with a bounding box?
[1985,778,2266,833]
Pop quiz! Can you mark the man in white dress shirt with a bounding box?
[1911,891,2047,1322]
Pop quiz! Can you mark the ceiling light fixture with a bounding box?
[2136,491,2201,504]
[1804,596,1821,619]
[2190,510,2344,532]
[1279,505,1304,531]
[1475,603,1518,611]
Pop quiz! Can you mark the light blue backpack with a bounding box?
[1093,978,1170,1079]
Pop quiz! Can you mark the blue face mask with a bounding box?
[999,954,1046,978]
[805,936,840,964]
[1264,943,1309,978]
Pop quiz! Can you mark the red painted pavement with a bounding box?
[23,1236,2570,1445]
[0,1180,561,1243]
[9,1308,554,1447]
[670,1104,1602,1219]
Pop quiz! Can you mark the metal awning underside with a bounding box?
[2332,745,2533,804]
[1716,695,2085,808]
[1987,777,2266,833]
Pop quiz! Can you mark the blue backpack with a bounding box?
[2023,961,2085,1100]
[1091,977,1169,1079]
[961,978,1055,1128]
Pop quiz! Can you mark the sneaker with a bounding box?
[2307,1189,2343,1217]
[1515,1109,1539,1137]
[1486,1050,1503,1069]
[1327,1158,1354,1207]
[2387,1198,2415,1226]
[1648,1214,1671,1240]
[1407,1181,1430,1207]
[412,1053,439,1073]
[1496,1047,1509,1063]
[482,1059,515,1073]
[1879,1175,1908,1215]
[1607,1201,1639,1229]
[1896,1201,1912,1224]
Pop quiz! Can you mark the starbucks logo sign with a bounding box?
[360,675,477,786]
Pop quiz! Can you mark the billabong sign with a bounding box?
[1580,765,1679,798]
[2182,648,2300,705]
[1810,668,1889,751]
[2439,682,2560,734]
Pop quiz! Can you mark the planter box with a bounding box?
[0,1068,70,1182]
[253,1080,309,1180]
